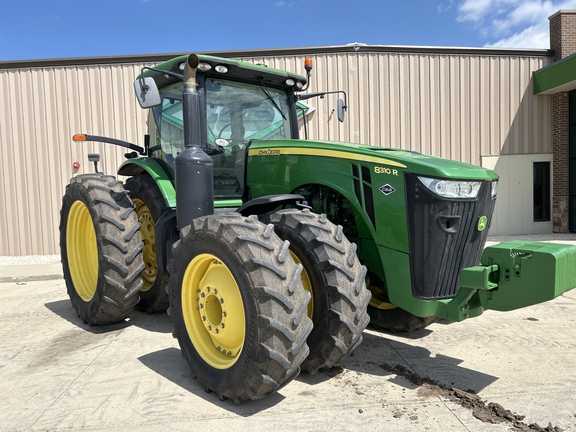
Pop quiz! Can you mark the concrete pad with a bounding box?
[1,278,576,431]
[0,262,63,283]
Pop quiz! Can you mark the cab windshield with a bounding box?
[206,77,293,145]
[152,77,294,199]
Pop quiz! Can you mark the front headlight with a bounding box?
[417,176,481,199]
[491,180,498,198]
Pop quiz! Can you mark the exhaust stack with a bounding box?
[175,54,214,229]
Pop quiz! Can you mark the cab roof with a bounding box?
[142,53,307,90]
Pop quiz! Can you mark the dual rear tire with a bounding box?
[265,209,371,374]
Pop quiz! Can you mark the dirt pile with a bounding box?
[379,363,563,432]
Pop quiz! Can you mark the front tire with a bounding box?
[267,209,371,374]
[60,174,144,325]
[168,213,313,403]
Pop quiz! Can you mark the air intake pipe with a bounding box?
[175,54,214,229]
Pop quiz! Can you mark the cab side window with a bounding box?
[152,83,184,166]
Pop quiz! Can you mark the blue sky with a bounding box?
[2,0,576,61]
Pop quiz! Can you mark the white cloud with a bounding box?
[485,24,550,48]
[456,0,576,47]
[457,0,512,23]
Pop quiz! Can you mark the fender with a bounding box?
[237,194,309,216]
[154,209,178,274]
[118,158,176,207]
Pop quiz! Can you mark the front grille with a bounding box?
[405,174,495,300]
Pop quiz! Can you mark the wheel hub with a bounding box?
[182,254,245,368]
[197,286,233,354]
[368,284,398,310]
[133,198,158,292]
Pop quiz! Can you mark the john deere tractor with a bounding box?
[60,53,576,404]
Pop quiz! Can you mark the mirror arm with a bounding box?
[297,90,347,104]
[140,66,184,81]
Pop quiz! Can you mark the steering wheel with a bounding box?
[217,123,232,139]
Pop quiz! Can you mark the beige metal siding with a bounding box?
[0,63,149,255]
[253,52,551,164]
[0,51,552,255]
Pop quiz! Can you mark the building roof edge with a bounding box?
[0,44,552,70]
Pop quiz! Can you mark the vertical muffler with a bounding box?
[175,54,214,229]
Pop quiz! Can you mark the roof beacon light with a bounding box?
[304,57,313,73]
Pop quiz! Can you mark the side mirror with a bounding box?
[133,77,161,108]
[337,98,346,123]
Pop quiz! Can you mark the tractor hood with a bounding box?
[248,139,499,181]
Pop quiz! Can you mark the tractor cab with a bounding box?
[139,55,306,201]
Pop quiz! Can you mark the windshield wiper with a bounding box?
[257,77,287,121]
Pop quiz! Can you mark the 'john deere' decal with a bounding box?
[379,184,395,196]
[477,216,488,231]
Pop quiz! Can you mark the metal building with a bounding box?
[0,41,559,255]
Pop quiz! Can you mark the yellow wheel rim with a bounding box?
[290,251,314,318]
[182,254,245,369]
[67,201,99,302]
[369,284,398,310]
[133,198,157,292]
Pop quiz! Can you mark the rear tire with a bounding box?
[267,209,371,374]
[168,213,313,404]
[60,174,144,325]
[125,174,170,313]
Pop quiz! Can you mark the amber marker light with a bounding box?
[73,134,87,142]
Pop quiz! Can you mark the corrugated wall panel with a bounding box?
[0,52,551,255]
[0,63,149,255]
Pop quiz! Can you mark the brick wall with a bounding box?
[549,11,576,232]
[550,11,576,61]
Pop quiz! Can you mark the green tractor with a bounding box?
[60,53,576,403]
